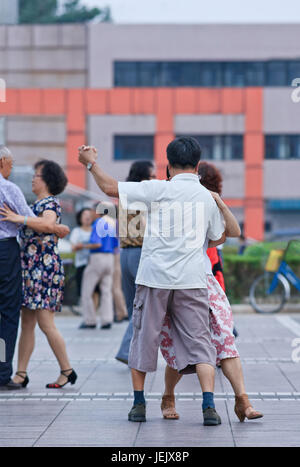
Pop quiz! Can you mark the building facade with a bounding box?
[0,23,300,240]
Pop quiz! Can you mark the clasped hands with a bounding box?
[78,145,98,167]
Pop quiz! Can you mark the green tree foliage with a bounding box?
[19,0,58,23]
[19,0,111,24]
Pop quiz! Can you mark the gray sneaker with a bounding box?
[128,403,146,422]
[203,407,222,426]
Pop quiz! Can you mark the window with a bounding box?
[200,62,222,87]
[115,60,300,87]
[224,62,246,87]
[181,135,243,161]
[115,62,138,86]
[161,62,182,86]
[180,62,201,86]
[246,62,265,86]
[264,221,272,233]
[288,61,300,85]
[266,61,287,86]
[289,135,300,159]
[265,135,300,159]
[192,135,214,160]
[266,135,280,159]
[139,62,160,87]
[223,135,243,160]
[114,135,154,161]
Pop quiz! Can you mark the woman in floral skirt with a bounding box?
[159,162,263,423]
[1,160,77,389]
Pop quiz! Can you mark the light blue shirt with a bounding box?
[0,173,35,240]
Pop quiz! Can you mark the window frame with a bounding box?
[114,135,154,161]
[178,134,244,161]
[265,134,300,160]
[114,60,300,87]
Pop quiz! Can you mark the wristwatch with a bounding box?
[87,161,96,171]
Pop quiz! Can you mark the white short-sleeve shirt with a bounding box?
[70,227,91,268]
[118,173,224,289]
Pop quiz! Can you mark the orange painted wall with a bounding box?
[244,88,264,241]
[66,90,86,187]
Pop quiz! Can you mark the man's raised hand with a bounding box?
[78,145,98,167]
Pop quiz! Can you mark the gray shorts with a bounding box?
[128,285,216,374]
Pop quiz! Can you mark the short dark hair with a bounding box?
[34,160,68,196]
[126,160,154,182]
[76,208,92,227]
[167,136,201,169]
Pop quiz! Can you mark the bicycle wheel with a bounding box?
[249,272,290,314]
[63,275,82,316]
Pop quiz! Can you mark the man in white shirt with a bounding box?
[78,136,225,426]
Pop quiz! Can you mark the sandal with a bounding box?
[15,371,29,388]
[161,395,180,420]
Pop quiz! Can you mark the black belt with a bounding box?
[0,237,17,242]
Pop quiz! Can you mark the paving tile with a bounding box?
[35,400,139,447]
[0,427,43,439]
[3,314,300,447]
[135,401,233,447]
[221,363,295,393]
[0,439,36,447]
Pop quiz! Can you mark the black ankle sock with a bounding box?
[134,390,145,405]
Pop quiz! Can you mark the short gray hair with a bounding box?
[0,145,12,160]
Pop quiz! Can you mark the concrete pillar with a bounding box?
[0,0,19,25]
[244,88,264,242]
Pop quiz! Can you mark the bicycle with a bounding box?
[249,240,300,314]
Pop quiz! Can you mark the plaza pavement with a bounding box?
[1,312,300,447]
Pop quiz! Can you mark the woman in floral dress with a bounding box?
[159,162,263,423]
[1,160,77,389]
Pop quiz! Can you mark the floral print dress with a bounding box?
[19,196,64,313]
[160,274,240,369]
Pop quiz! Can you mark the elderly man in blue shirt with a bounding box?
[0,146,69,390]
